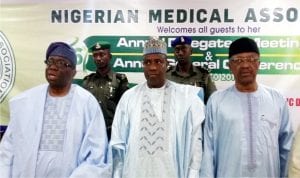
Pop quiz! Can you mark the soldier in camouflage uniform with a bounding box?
[166,36,216,104]
[82,41,128,140]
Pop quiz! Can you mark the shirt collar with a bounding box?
[96,69,113,79]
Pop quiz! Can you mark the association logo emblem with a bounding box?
[0,31,15,103]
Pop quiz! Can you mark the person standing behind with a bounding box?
[166,36,216,104]
[110,37,205,178]
[82,41,128,140]
[200,37,293,177]
[289,127,300,178]
[0,42,108,177]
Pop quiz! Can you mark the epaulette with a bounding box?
[196,65,210,73]
[83,73,96,80]
[116,73,127,80]
[166,65,175,72]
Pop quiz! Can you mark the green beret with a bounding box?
[89,41,111,52]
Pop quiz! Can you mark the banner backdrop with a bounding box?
[0,0,300,131]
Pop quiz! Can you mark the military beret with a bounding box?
[46,42,77,66]
[229,37,260,58]
[89,41,111,52]
[171,36,192,47]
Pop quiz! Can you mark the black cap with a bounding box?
[229,37,259,58]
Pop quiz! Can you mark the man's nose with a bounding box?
[240,60,251,67]
[177,50,184,55]
[94,55,102,60]
[148,63,158,70]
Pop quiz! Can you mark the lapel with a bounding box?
[25,84,48,175]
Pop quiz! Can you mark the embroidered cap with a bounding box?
[143,37,167,55]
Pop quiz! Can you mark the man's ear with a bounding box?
[164,58,169,72]
[228,61,233,71]
[72,69,77,78]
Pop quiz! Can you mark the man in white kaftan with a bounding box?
[110,37,205,178]
[0,42,108,178]
[200,37,293,177]
[289,127,300,178]
[201,85,293,177]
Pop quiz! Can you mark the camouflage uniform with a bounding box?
[166,65,216,104]
[82,70,128,140]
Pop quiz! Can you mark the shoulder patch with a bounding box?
[116,73,127,80]
[196,65,210,73]
[166,65,175,72]
[83,73,95,80]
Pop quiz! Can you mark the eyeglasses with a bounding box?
[44,59,73,68]
[230,56,259,65]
